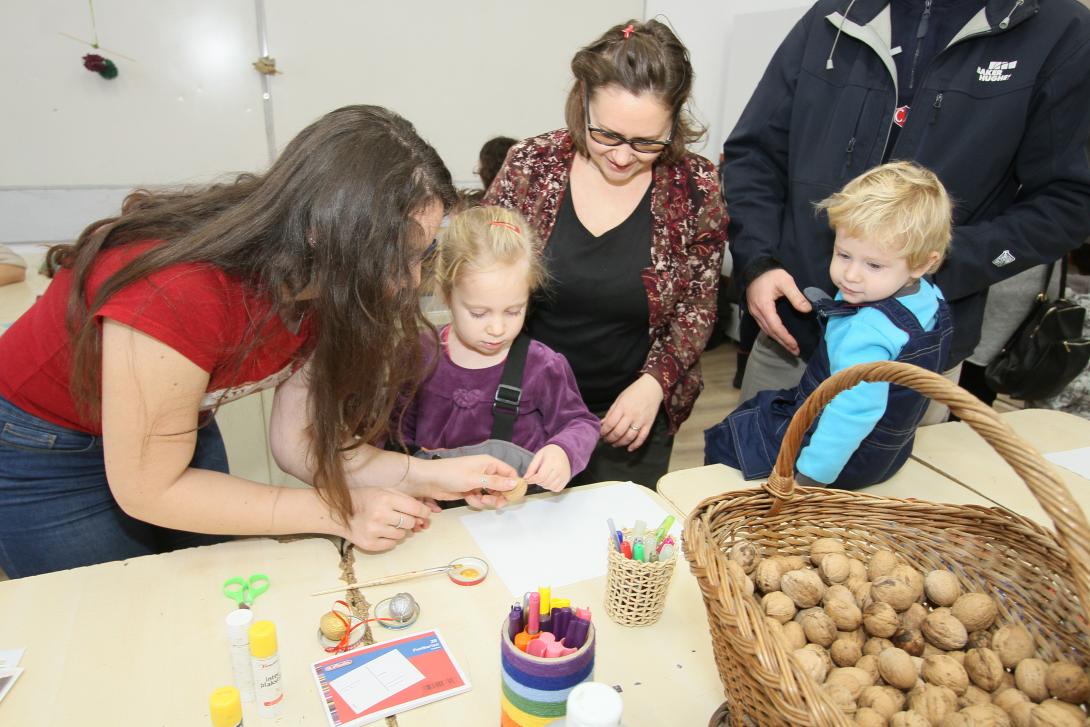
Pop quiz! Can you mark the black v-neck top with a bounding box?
[527,183,653,411]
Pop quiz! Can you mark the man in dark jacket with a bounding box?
[724,0,1090,407]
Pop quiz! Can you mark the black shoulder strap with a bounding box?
[490,332,531,442]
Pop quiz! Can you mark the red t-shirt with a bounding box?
[0,241,312,434]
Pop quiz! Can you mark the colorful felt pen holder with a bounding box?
[499,618,595,726]
[603,530,677,627]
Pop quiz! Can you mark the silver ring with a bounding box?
[479,476,489,486]
[629,424,642,432]
[395,514,406,529]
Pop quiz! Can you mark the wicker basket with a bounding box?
[683,361,1090,727]
[603,529,677,626]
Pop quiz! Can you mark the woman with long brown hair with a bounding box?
[0,105,517,578]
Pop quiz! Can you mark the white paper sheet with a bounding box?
[0,667,23,704]
[328,648,425,715]
[458,482,681,597]
[0,649,24,669]
[1045,447,1090,481]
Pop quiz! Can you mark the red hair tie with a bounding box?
[489,221,521,234]
[622,24,635,39]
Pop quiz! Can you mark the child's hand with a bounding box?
[524,444,571,492]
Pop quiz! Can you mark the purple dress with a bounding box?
[402,331,600,476]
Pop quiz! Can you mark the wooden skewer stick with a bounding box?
[310,564,457,597]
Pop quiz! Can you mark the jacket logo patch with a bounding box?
[992,249,1016,266]
[977,60,1017,82]
[893,105,910,128]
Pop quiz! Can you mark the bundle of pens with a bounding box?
[603,516,678,626]
[500,586,595,725]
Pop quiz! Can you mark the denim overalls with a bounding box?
[705,291,952,489]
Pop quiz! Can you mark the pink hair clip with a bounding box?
[622,24,635,39]
[489,221,521,234]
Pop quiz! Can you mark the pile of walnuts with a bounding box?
[724,537,1090,726]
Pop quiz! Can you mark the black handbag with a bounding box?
[985,258,1090,400]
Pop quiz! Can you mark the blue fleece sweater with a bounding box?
[795,279,942,483]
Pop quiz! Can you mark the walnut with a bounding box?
[860,685,907,719]
[725,560,755,596]
[879,647,919,690]
[802,610,839,647]
[923,608,970,651]
[923,644,948,658]
[1014,658,1050,703]
[924,654,970,696]
[825,583,857,607]
[754,558,783,593]
[993,687,1031,714]
[956,702,1014,727]
[994,671,1015,694]
[796,606,826,623]
[805,641,836,675]
[847,556,868,581]
[729,540,762,574]
[1029,700,1085,727]
[856,654,881,684]
[762,591,798,624]
[951,593,998,633]
[865,637,896,656]
[865,602,902,638]
[826,666,875,698]
[890,711,931,727]
[902,603,930,633]
[958,686,993,709]
[873,578,917,612]
[855,706,886,727]
[319,611,348,640]
[964,648,1005,692]
[823,683,858,715]
[782,621,807,651]
[924,570,963,607]
[781,568,826,608]
[827,598,864,631]
[853,580,876,609]
[794,646,829,684]
[895,627,927,657]
[831,637,863,667]
[1009,702,1034,727]
[810,537,847,566]
[891,564,926,604]
[779,554,809,572]
[1044,661,1090,704]
[908,683,959,726]
[821,552,852,584]
[968,630,994,650]
[991,625,1035,669]
[869,549,901,580]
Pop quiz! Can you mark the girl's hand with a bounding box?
[600,374,664,451]
[524,444,571,492]
[344,487,433,552]
[412,455,519,509]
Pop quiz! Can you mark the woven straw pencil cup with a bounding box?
[603,529,677,626]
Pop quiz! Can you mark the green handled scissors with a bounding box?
[223,573,270,609]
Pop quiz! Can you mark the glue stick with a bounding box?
[249,620,284,718]
[225,609,255,702]
[209,685,244,727]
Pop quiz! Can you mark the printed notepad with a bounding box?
[311,629,470,726]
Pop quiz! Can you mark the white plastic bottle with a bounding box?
[554,682,624,727]
[249,620,284,718]
[225,609,255,702]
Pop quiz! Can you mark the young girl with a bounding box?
[400,206,599,492]
[0,105,518,578]
[705,162,954,489]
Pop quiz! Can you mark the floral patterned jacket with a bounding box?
[483,129,729,432]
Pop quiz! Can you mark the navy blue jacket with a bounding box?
[723,0,1090,363]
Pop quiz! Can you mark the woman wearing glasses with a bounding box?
[484,20,728,487]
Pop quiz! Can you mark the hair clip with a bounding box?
[622,24,635,39]
[489,221,521,234]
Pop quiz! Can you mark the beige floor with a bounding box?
[668,341,740,473]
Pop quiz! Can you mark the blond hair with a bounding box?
[816,161,953,272]
[434,206,546,297]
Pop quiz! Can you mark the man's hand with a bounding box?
[745,268,811,355]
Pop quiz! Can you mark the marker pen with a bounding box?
[555,607,571,639]
[509,605,524,641]
[633,541,645,562]
[606,518,620,551]
[565,616,590,650]
[659,543,675,560]
[539,586,551,616]
[656,535,674,554]
[527,592,540,635]
[654,515,675,543]
[621,540,633,559]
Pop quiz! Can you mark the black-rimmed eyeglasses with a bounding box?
[584,90,675,155]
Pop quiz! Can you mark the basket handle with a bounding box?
[765,360,1090,618]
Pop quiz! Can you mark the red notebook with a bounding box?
[311,629,470,726]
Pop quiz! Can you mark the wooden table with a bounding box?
[910,408,1090,526]
[655,459,997,523]
[0,484,725,726]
